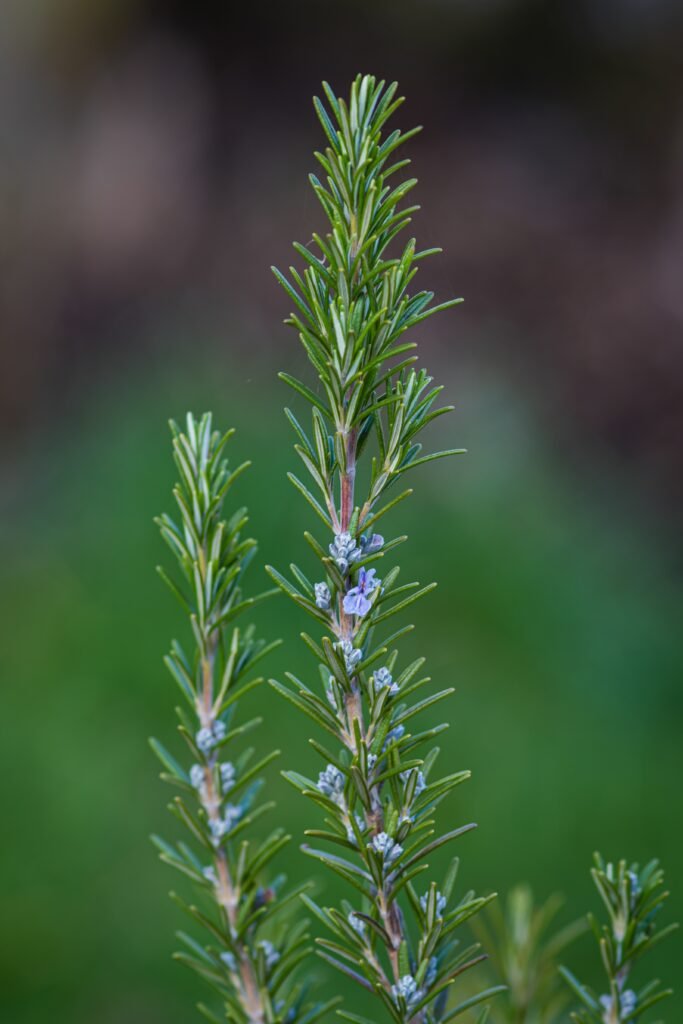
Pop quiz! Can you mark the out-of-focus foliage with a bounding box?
[472,886,585,1023]
[561,855,677,1023]
[3,0,683,524]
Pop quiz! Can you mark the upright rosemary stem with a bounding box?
[340,428,357,532]
[153,413,322,1024]
[269,74,498,1024]
[197,546,266,1024]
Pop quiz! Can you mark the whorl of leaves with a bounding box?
[560,854,678,1023]
[152,412,334,1024]
[472,886,586,1023]
[268,74,502,1024]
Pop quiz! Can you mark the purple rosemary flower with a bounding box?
[209,803,242,844]
[425,956,438,988]
[196,720,226,754]
[314,581,331,610]
[370,831,403,865]
[348,910,366,936]
[336,639,362,674]
[343,567,380,617]
[384,724,405,748]
[258,939,280,969]
[329,531,362,573]
[420,890,447,917]
[202,865,218,886]
[600,991,636,1020]
[220,950,237,971]
[220,761,236,792]
[317,763,344,801]
[391,975,422,1008]
[400,767,426,796]
[325,678,339,710]
[345,812,366,844]
[373,666,399,695]
[360,532,384,555]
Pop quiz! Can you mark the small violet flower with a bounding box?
[371,831,403,865]
[202,865,218,886]
[196,720,226,754]
[420,890,447,917]
[325,678,340,711]
[348,911,366,936]
[391,975,422,1007]
[345,812,366,844]
[258,940,280,969]
[220,761,236,792]
[337,639,362,675]
[384,724,405,748]
[220,950,237,971]
[329,531,362,573]
[314,582,331,610]
[373,666,399,695]
[360,532,384,555]
[190,763,205,789]
[343,567,380,617]
[425,956,438,988]
[209,804,242,844]
[400,768,426,796]
[600,990,637,1022]
[317,764,345,801]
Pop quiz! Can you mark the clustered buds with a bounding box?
[391,974,422,1009]
[196,720,226,754]
[370,831,403,866]
[373,666,398,695]
[316,764,345,802]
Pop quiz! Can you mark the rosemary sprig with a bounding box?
[560,854,678,1024]
[152,412,332,1024]
[268,74,502,1024]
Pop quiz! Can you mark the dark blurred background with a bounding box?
[1,2,682,1022]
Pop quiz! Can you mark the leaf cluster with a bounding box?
[472,886,586,1024]
[274,74,464,535]
[560,854,678,1023]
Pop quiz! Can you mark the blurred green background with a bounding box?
[1,2,682,1022]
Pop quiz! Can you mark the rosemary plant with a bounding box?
[152,413,332,1024]
[471,886,585,1024]
[267,75,503,1024]
[560,854,677,1023]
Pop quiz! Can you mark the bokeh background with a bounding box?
[2,2,682,1021]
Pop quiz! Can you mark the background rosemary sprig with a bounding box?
[152,412,332,1024]
[268,74,503,1024]
[560,854,678,1023]
[471,886,586,1024]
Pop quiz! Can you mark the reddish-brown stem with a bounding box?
[198,587,265,1024]
[337,424,410,989]
[340,427,358,532]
